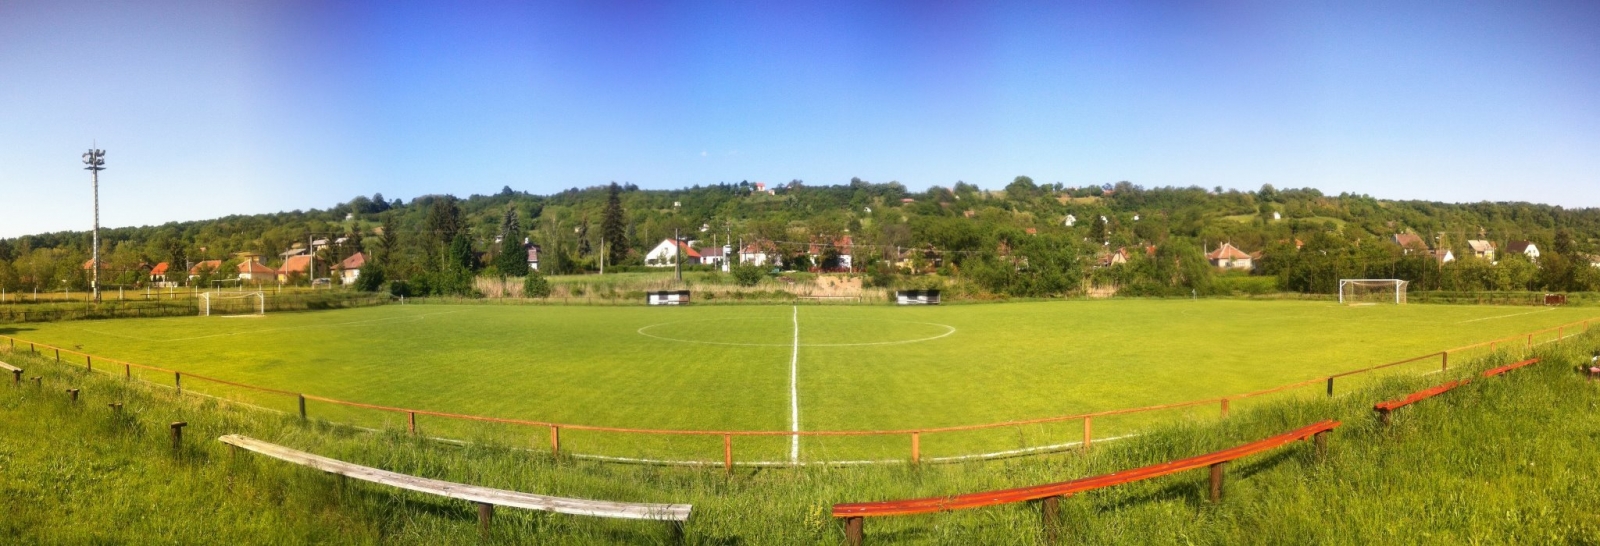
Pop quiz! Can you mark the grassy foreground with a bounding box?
[4,300,1596,462]
[2,333,1597,544]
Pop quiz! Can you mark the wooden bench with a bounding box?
[1373,380,1467,424]
[832,420,1340,545]
[219,435,691,537]
[0,361,20,387]
[1375,358,1541,424]
[1481,358,1540,378]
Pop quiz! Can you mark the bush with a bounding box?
[388,280,412,298]
[354,265,385,292]
[522,271,551,298]
[731,264,765,287]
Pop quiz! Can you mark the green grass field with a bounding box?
[3,299,1595,462]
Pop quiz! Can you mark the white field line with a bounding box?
[635,318,956,347]
[68,310,461,343]
[1456,307,1554,324]
[790,305,801,463]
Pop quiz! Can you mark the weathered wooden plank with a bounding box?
[219,435,691,521]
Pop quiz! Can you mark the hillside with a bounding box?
[3,180,1600,299]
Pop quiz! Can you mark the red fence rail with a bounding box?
[0,317,1591,467]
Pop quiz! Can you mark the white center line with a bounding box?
[790,305,801,463]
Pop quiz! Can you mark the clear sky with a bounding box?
[2,1,1597,238]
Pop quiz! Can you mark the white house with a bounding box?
[335,252,366,285]
[1205,243,1253,270]
[1505,241,1539,261]
[1063,214,1076,227]
[699,245,732,271]
[644,239,699,267]
[738,242,779,268]
[806,236,854,271]
[525,241,541,271]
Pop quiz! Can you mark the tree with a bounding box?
[522,269,551,298]
[495,207,528,276]
[602,182,628,266]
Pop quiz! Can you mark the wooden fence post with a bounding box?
[549,426,560,457]
[298,395,307,420]
[1220,398,1230,419]
[31,377,41,389]
[1378,408,1392,426]
[1082,416,1093,452]
[86,356,92,373]
[1326,377,1334,397]
[67,388,79,402]
[1041,495,1062,543]
[124,363,131,380]
[407,412,417,435]
[1314,430,1329,460]
[174,372,182,394]
[1209,461,1226,503]
[478,502,494,539]
[911,432,921,465]
[55,349,59,362]
[723,434,733,474]
[10,369,19,387]
[170,422,187,451]
[1441,352,1448,372]
[108,402,122,413]
[1527,333,1533,351]
[844,516,864,546]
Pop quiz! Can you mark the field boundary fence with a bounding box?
[1,317,1593,468]
[0,291,390,323]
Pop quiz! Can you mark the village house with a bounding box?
[276,255,313,283]
[644,239,699,267]
[188,260,223,279]
[237,258,274,282]
[1392,233,1429,255]
[150,262,172,286]
[1466,240,1496,261]
[1505,241,1539,261]
[806,236,854,271]
[698,245,731,270]
[737,242,780,268]
[333,252,367,285]
[1431,249,1456,264]
[526,241,542,271]
[1205,243,1253,270]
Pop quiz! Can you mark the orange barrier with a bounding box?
[0,317,1591,467]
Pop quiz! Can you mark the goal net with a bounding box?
[200,292,266,316]
[1338,279,1408,305]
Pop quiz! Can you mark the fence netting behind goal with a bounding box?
[1339,279,1408,305]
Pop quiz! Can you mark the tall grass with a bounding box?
[2,333,1597,544]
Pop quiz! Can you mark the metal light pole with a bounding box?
[83,147,106,303]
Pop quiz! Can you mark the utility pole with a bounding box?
[600,238,605,275]
[674,227,682,282]
[82,146,106,303]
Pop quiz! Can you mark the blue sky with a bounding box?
[2,1,1597,237]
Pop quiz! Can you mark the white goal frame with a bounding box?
[200,291,265,316]
[1338,279,1408,305]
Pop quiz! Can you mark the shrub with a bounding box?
[731,264,765,287]
[522,271,551,298]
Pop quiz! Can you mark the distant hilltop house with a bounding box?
[644,239,699,267]
[1095,247,1130,268]
[1206,243,1253,270]
[1585,254,1600,269]
[1505,241,1539,261]
[1391,233,1429,255]
[334,252,367,285]
[1466,240,1496,261]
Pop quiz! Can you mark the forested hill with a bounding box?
[4,179,1600,297]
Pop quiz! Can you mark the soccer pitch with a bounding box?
[6,299,1594,462]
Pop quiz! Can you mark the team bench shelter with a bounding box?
[648,290,691,305]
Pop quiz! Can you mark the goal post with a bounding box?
[200,291,266,316]
[1338,279,1408,305]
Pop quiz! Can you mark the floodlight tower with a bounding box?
[83,147,106,303]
